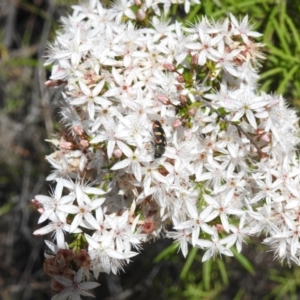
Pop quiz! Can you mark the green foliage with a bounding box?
[156,243,258,299]
[266,267,300,300]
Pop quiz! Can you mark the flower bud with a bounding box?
[32,199,44,214]
[137,8,145,20]
[157,94,170,105]
[216,224,224,233]
[80,139,89,148]
[192,54,198,65]
[188,107,197,116]
[36,208,44,215]
[113,148,123,158]
[172,119,182,128]
[176,75,185,83]
[73,126,84,136]
[60,141,73,150]
[179,94,187,106]
[257,129,271,142]
[45,80,65,87]
[163,63,176,72]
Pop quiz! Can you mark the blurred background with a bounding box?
[0,0,300,299]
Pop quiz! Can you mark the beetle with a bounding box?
[152,120,167,159]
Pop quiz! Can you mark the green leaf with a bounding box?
[271,16,291,56]
[277,64,299,94]
[260,67,283,80]
[203,259,212,290]
[180,247,198,279]
[231,247,255,275]
[233,289,245,300]
[266,44,299,63]
[186,4,202,23]
[259,78,273,93]
[0,203,14,216]
[284,14,300,51]
[154,243,177,262]
[216,258,229,285]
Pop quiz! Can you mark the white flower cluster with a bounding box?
[34,0,300,297]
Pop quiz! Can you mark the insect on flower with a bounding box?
[152,120,167,159]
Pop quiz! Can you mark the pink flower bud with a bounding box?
[134,0,141,5]
[216,224,224,233]
[32,199,44,214]
[73,126,84,136]
[179,94,187,105]
[192,54,198,65]
[80,140,89,148]
[176,75,185,83]
[60,141,73,150]
[256,129,271,142]
[31,199,39,206]
[172,119,182,128]
[113,148,123,158]
[157,94,170,105]
[188,107,197,116]
[260,133,271,142]
[37,208,44,214]
[137,9,145,20]
[44,80,65,87]
[163,63,176,72]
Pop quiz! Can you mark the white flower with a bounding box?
[70,80,111,120]
[221,214,250,253]
[197,227,233,261]
[111,145,145,182]
[174,201,214,246]
[210,43,241,77]
[60,184,105,233]
[33,215,81,248]
[35,179,75,224]
[185,31,223,66]
[230,13,262,43]
[110,0,136,23]
[52,268,100,300]
[230,89,267,129]
[167,218,193,258]
[45,154,77,181]
[85,233,137,277]
[203,189,244,233]
[104,210,142,252]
